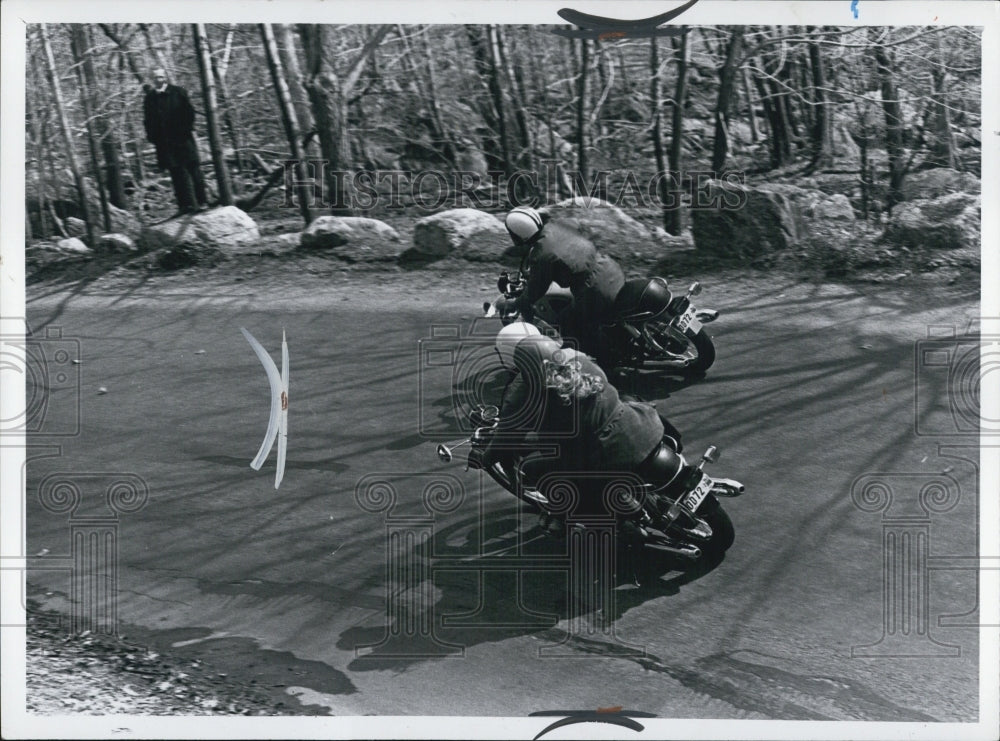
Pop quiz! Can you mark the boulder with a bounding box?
[412,208,508,261]
[902,168,980,201]
[56,237,91,255]
[104,203,143,238]
[96,233,137,254]
[691,180,800,259]
[299,216,402,262]
[275,233,302,250]
[64,217,87,238]
[800,191,855,221]
[883,192,980,251]
[691,180,860,259]
[139,206,260,255]
[760,183,856,222]
[55,179,144,237]
[540,197,674,262]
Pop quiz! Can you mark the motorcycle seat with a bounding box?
[612,277,672,323]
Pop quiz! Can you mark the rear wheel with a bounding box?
[698,501,734,556]
[688,328,716,375]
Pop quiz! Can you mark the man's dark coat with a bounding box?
[143,85,200,170]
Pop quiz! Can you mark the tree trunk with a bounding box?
[666,30,689,235]
[193,23,233,205]
[297,24,390,215]
[928,34,957,169]
[530,40,572,200]
[419,30,457,168]
[26,60,50,238]
[806,34,834,172]
[260,23,313,225]
[495,26,532,172]
[650,37,670,231]
[139,24,170,76]
[40,24,95,246]
[205,31,246,186]
[396,26,455,167]
[277,25,319,158]
[75,25,128,209]
[98,24,145,85]
[871,31,905,212]
[711,28,744,173]
[69,25,112,233]
[465,25,511,176]
[754,63,789,168]
[297,24,352,214]
[486,26,513,177]
[742,66,759,143]
[576,38,590,183]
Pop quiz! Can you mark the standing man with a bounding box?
[143,68,209,216]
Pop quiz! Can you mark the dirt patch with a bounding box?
[24,600,316,716]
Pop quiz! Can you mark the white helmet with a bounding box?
[504,206,545,246]
[495,321,541,369]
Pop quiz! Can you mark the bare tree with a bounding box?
[260,23,313,225]
[193,23,233,205]
[40,24,95,245]
[711,28,744,173]
[69,25,112,232]
[870,29,905,211]
[666,29,690,235]
[805,30,834,172]
[277,25,318,157]
[297,24,391,215]
[466,25,513,177]
[649,36,671,231]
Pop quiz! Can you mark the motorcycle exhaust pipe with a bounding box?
[695,309,719,324]
[710,478,745,496]
[644,541,702,559]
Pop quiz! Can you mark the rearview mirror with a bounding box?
[479,405,499,422]
[702,445,719,463]
[689,281,702,297]
[437,444,453,463]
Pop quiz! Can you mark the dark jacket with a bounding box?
[515,221,626,324]
[486,353,663,474]
[143,84,199,169]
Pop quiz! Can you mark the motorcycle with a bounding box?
[436,405,744,570]
[484,272,720,376]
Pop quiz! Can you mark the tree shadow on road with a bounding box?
[334,505,727,671]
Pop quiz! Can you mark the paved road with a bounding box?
[24,274,981,721]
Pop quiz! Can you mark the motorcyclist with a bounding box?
[501,206,626,364]
[472,325,684,523]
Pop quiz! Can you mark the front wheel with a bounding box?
[644,322,716,375]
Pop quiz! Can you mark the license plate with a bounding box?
[675,306,702,334]
[681,473,714,512]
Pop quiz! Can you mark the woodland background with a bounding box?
[23,23,983,279]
